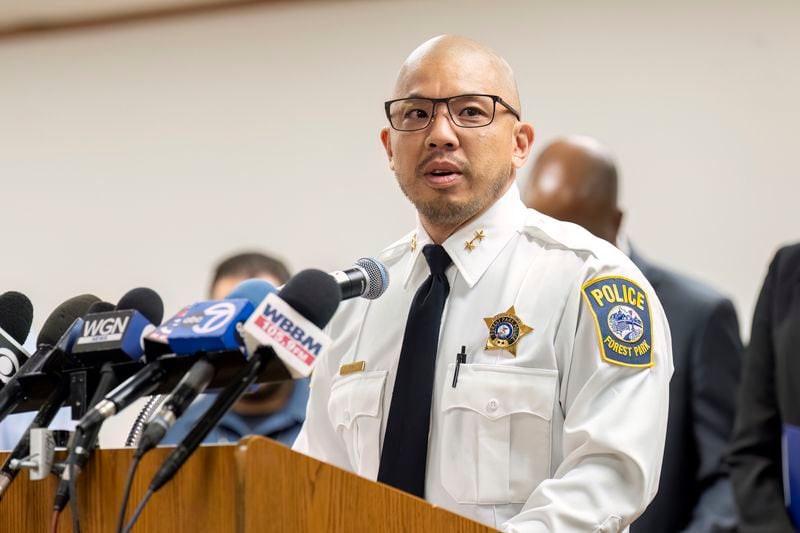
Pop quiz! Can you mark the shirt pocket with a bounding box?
[327,370,388,479]
[440,363,557,504]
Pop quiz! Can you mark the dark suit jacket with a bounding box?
[630,249,742,533]
[728,243,800,533]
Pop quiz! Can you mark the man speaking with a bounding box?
[294,35,673,532]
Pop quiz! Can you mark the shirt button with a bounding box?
[344,411,351,423]
[487,399,499,412]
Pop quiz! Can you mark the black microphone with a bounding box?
[148,269,341,493]
[0,297,104,498]
[329,257,389,300]
[0,294,99,423]
[0,291,34,389]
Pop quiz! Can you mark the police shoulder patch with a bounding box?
[581,276,654,368]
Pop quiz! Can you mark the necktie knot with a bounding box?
[422,244,452,276]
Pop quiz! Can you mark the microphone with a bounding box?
[54,290,164,514]
[0,299,111,499]
[243,268,341,378]
[133,280,276,456]
[329,257,389,300]
[0,294,100,423]
[73,289,165,432]
[147,269,341,495]
[0,291,34,388]
[70,288,163,365]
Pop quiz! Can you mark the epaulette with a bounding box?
[521,211,600,258]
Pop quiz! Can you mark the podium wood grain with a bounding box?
[0,437,497,532]
[236,437,497,533]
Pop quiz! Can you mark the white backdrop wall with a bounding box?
[1,0,798,340]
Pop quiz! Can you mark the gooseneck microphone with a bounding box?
[329,257,389,300]
[0,291,34,389]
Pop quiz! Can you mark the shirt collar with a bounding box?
[402,183,528,289]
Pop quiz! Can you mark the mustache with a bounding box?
[415,153,470,175]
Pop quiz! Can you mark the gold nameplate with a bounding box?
[339,361,366,375]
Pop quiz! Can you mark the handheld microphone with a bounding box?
[147,269,341,494]
[0,294,99,423]
[0,291,34,388]
[329,257,389,300]
[243,270,340,378]
[134,280,276,456]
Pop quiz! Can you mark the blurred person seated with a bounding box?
[162,251,309,447]
[523,136,742,533]
[728,242,800,532]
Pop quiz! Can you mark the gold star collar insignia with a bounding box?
[483,305,533,356]
[464,229,485,252]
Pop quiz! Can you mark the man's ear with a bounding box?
[511,122,535,169]
[380,127,395,171]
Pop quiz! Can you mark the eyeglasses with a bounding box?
[384,94,521,132]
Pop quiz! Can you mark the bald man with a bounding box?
[294,37,673,532]
[525,136,742,533]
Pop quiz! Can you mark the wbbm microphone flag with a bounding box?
[243,293,331,378]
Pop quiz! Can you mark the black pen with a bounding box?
[452,345,467,388]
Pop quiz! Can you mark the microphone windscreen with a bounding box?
[356,258,390,300]
[87,301,116,314]
[36,294,101,347]
[0,291,34,345]
[225,279,277,306]
[279,269,341,329]
[117,288,164,325]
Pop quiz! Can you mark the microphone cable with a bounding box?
[115,454,143,533]
[53,362,119,533]
[120,349,270,533]
[121,488,154,533]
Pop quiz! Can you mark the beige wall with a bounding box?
[2,0,798,343]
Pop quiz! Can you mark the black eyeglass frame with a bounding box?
[383,93,521,132]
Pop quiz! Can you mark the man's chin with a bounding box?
[415,197,481,228]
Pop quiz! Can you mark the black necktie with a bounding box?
[378,244,452,498]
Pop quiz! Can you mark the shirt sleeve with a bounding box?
[503,263,674,533]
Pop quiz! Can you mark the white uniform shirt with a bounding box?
[294,184,673,532]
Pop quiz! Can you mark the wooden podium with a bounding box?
[0,436,497,532]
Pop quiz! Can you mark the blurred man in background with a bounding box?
[524,136,742,532]
[163,251,309,446]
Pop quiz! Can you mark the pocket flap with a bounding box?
[442,364,557,421]
[328,370,388,429]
